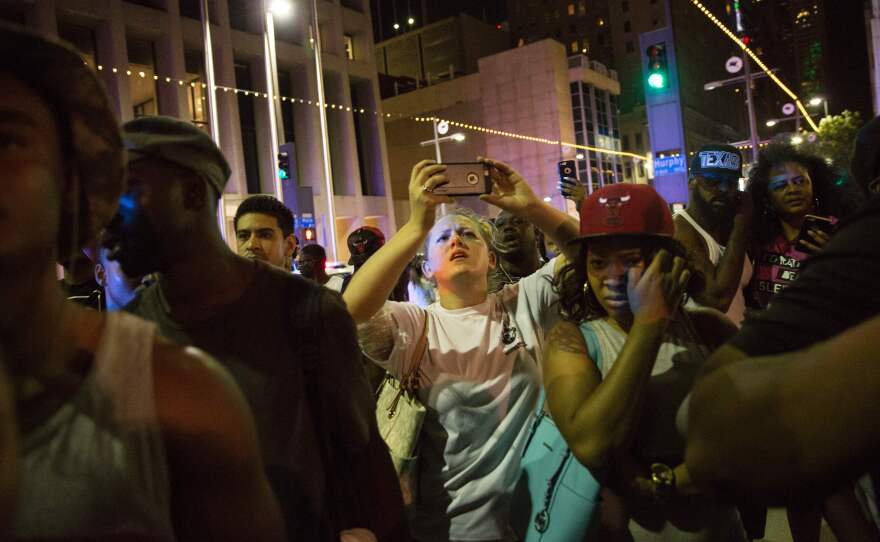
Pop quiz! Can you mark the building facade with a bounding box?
[2,0,395,262]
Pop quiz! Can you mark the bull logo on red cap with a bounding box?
[598,194,631,226]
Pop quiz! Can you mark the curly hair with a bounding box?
[748,144,862,245]
[553,236,691,323]
[234,194,295,238]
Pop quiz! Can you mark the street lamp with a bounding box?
[393,22,400,30]
[766,120,777,127]
[791,135,804,145]
[407,17,415,25]
[269,0,292,16]
[809,96,829,117]
[576,153,585,160]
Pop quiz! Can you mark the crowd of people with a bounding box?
[3,22,880,542]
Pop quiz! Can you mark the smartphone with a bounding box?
[432,162,492,196]
[795,214,835,252]
[558,160,577,182]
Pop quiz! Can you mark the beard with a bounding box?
[102,207,164,279]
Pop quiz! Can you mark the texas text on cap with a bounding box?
[122,116,231,197]
[689,144,743,179]
[570,183,674,245]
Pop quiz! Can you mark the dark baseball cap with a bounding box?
[122,116,231,197]
[347,226,385,265]
[689,144,743,181]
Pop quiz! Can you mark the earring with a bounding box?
[813,196,820,211]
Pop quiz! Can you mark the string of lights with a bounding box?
[93,62,649,161]
[688,0,820,132]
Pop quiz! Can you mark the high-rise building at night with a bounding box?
[1,0,397,262]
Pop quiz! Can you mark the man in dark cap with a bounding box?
[674,144,753,326]
[685,120,880,512]
[104,116,405,541]
[0,24,283,540]
[342,226,407,301]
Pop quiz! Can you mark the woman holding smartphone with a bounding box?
[745,144,860,311]
[745,144,874,542]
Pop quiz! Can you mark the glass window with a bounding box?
[622,134,630,149]
[571,41,579,53]
[622,1,629,13]
[596,17,604,26]
[58,23,98,69]
[127,37,158,118]
[635,132,643,149]
[184,50,208,129]
[624,21,631,33]
[344,34,355,60]
[568,4,575,15]
[626,40,634,53]
[235,63,261,194]
[578,0,586,15]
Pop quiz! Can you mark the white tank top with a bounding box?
[675,210,752,326]
[14,311,174,540]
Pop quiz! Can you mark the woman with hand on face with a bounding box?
[543,183,746,541]
[343,158,579,542]
[745,144,861,311]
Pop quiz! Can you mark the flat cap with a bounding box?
[123,116,230,196]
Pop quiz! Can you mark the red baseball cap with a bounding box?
[571,183,673,244]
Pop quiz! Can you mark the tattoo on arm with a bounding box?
[547,323,588,356]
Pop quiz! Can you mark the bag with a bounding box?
[290,279,408,541]
[510,323,603,542]
[375,314,429,506]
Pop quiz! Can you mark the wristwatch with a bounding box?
[650,463,677,503]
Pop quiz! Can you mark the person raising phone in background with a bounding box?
[745,144,861,311]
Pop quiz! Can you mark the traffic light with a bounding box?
[277,150,290,181]
[303,226,316,242]
[646,43,669,90]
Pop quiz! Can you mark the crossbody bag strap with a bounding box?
[388,312,429,415]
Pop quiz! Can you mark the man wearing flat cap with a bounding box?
[0,23,283,540]
[105,116,406,541]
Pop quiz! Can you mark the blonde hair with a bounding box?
[423,207,497,256]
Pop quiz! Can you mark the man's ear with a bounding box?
[182,175,208,210]
[869,177,880,195]
[95,263,107,288]
[284,234,296,258]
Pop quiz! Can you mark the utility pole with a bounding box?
[742,56,759,162]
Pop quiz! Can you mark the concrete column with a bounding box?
[250,57,276,195]
[95,2,132,122]
[26,0,57,36]
[209,0,247,195]
[155,0,188,118]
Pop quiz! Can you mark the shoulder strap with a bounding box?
[579,322,602,369]
[398,311,429,397]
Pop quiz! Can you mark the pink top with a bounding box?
[748,216,837,309]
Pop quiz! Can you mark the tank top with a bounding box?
[581,316,746,542]
[676,210,752,326]
[14,311,174,540]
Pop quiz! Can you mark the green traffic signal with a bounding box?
[648,72,666,89]
[645,42,669,90]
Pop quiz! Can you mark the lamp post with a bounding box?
[263,0,289,202]
[199,0,220,144]
[809,96,829,118]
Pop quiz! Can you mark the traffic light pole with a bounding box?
[743,56,760,162]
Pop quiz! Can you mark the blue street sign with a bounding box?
[653,155,686,176]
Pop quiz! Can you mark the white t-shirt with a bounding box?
[372,259,560,542]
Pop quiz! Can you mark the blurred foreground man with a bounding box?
[686,118,880,525]
[104,116,405,541]
[0,25,284,540]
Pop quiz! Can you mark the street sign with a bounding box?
[725,56,743,74]
[437,120,449,135]
[653,155,687,176]
[782,103,796,116]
